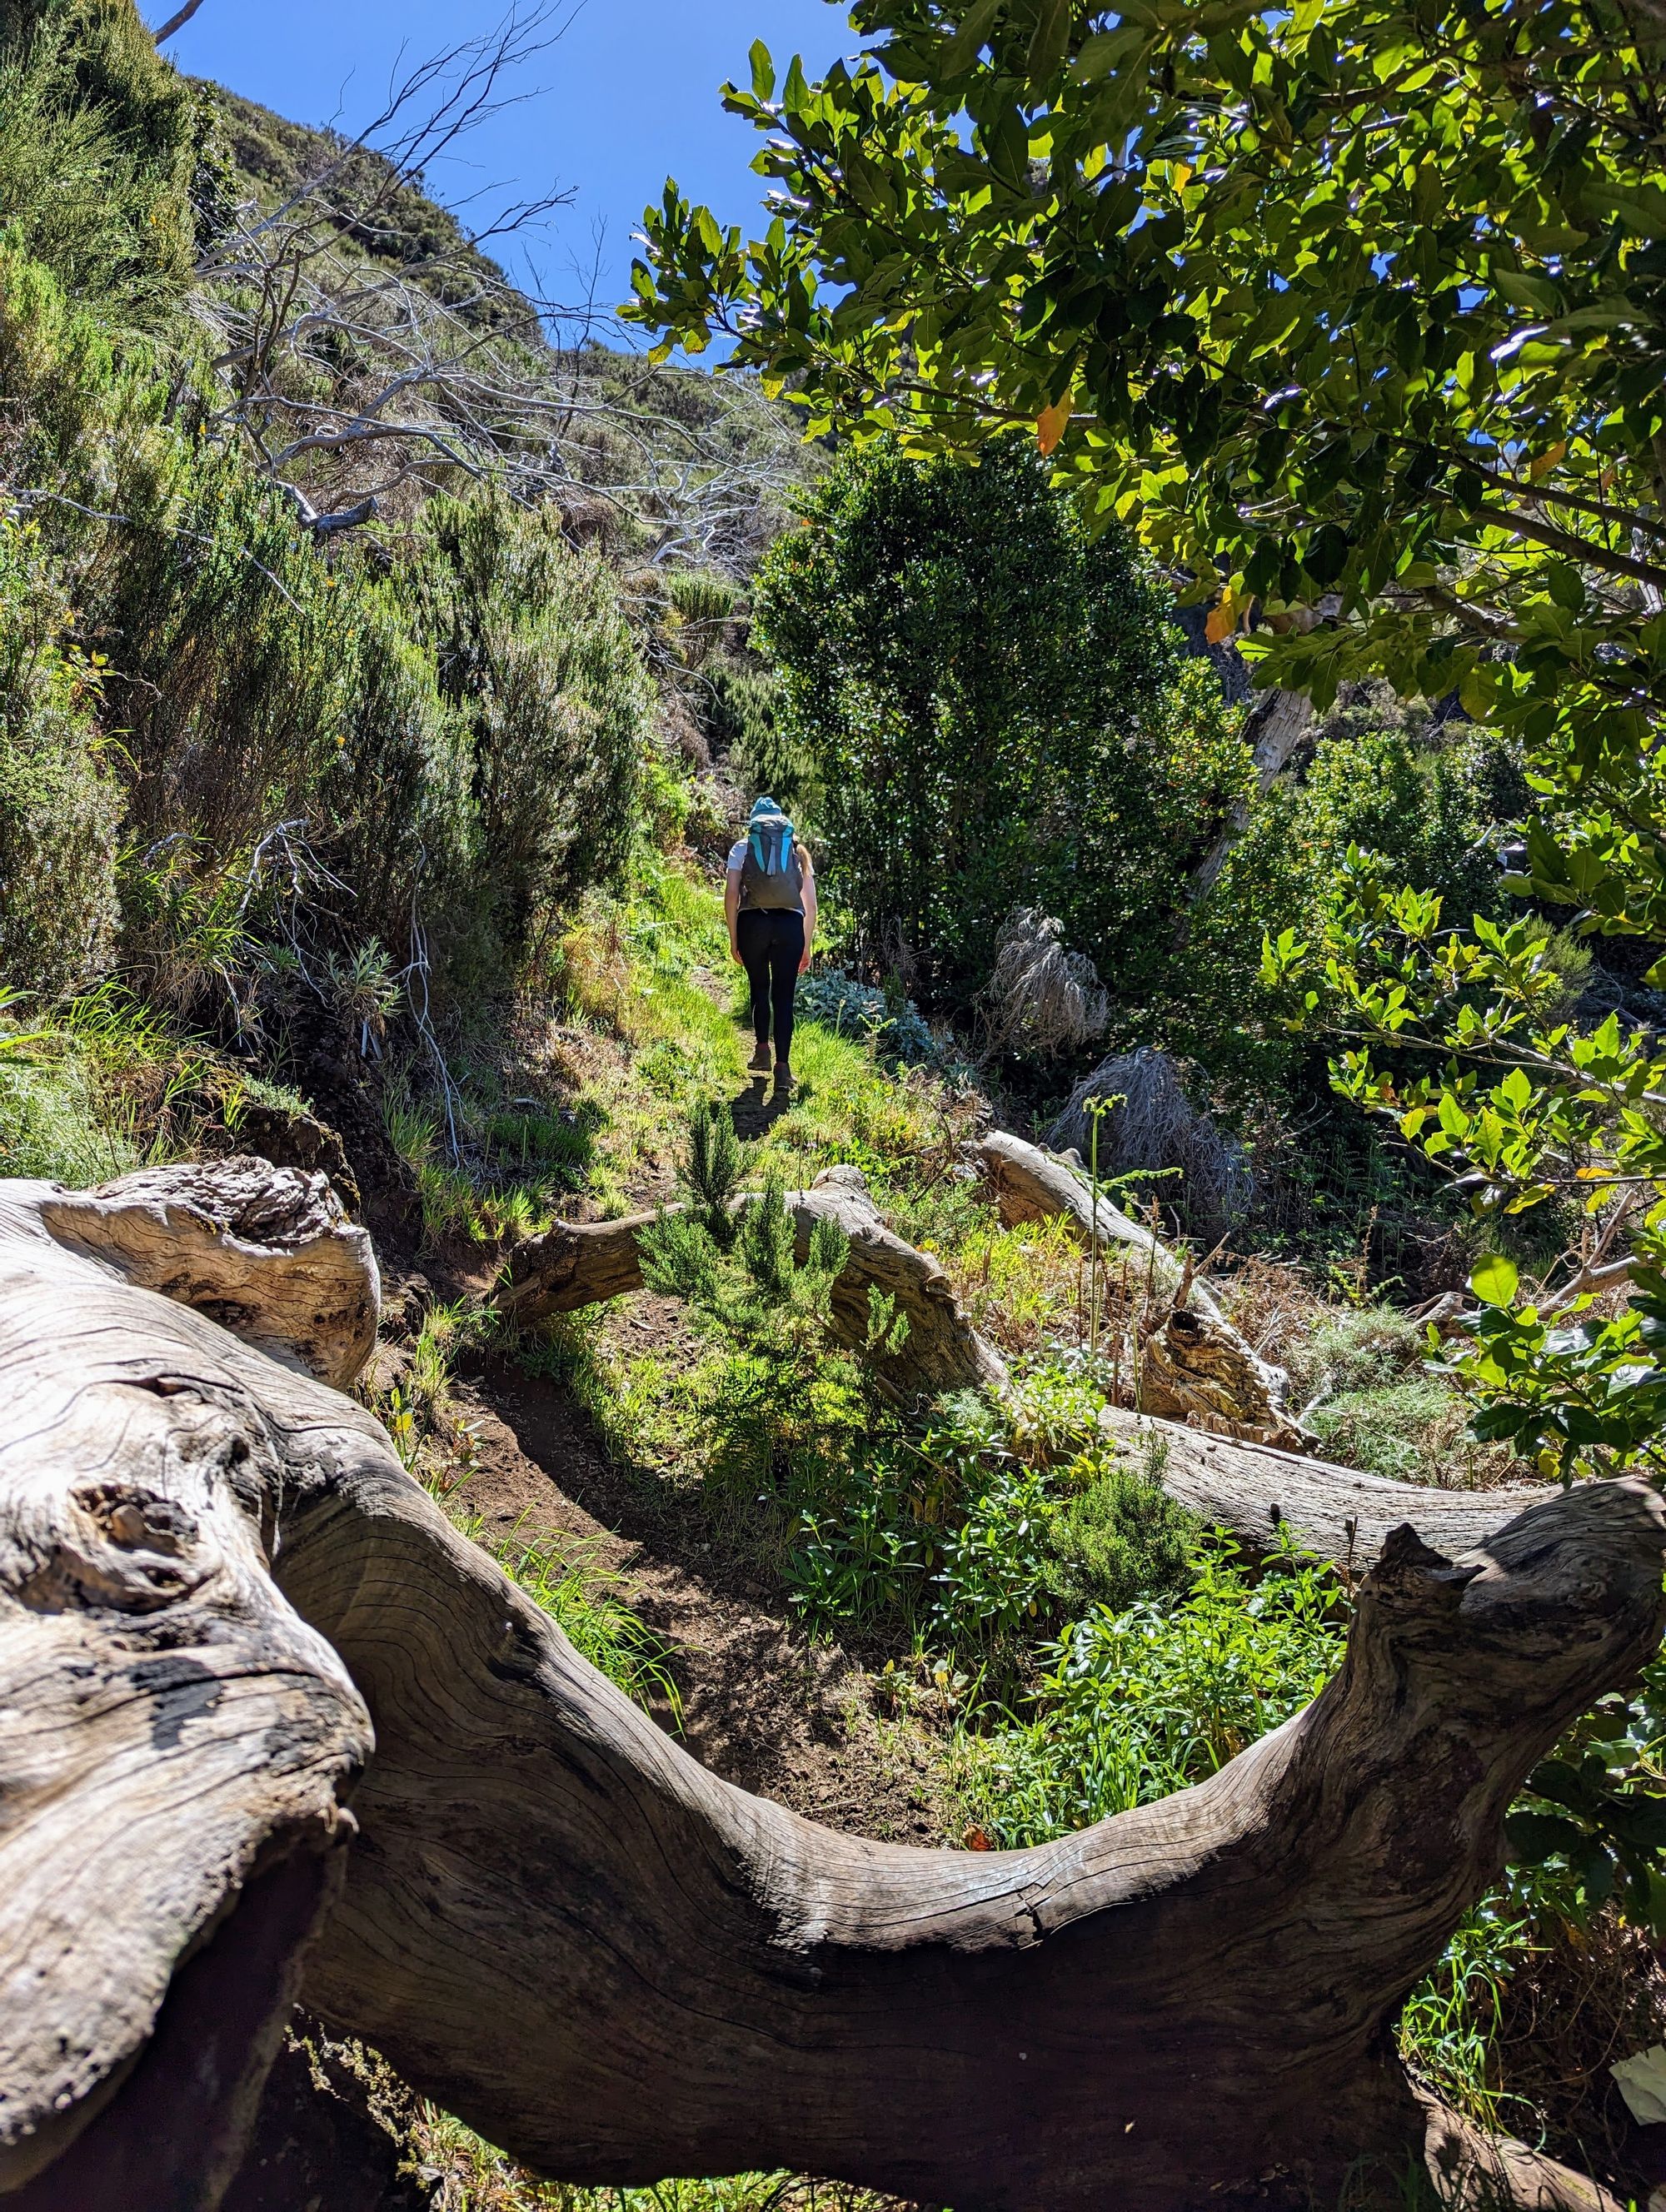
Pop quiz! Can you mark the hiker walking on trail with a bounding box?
[726,796,816,1096]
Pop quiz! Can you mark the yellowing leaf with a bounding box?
[1037,394,1074,455]
[1205,588,1249,643]
[1528,442,1568,481]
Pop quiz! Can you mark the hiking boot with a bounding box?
[773,1063,796,1097]
[748,1039,772,1074]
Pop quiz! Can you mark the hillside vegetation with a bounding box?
[5,4,1666,2210]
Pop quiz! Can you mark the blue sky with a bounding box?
[153,0,856,323]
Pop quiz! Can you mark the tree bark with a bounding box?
[1188,686,1315,901]
[3,1160,1659,2211]
[0,1167,372,2206]
[973,1129,1302,1444]
[500,1165,1006,1396]
[1100,1406,1554,1571]
[152,0,208,42]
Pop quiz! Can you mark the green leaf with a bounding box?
[1504,1809,1585,1863]
[1470,1253,1520,1308]
[750,40,776,102]
[1076,22,1148,77]
[941,0,1005,75]
[1027,0,1072,79]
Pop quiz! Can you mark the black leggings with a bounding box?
[736,908,804,1065]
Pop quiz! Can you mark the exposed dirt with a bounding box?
[449,1356,953,1845]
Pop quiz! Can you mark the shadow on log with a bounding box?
[499,1163,1005,1397]
[1,1162,1658,2211]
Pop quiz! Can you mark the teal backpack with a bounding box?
[741,804,803,911]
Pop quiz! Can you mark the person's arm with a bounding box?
[725,864,742,963]
[799,846,817,973]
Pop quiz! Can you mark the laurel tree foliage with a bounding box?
[626,0,1666,1470]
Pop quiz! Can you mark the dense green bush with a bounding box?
[0,520,121,994]
[405,491,650,969]
[112,449,361,849]
[0,0,203,324]
[1039,1442,1195,1620]
[782,1364,1203,1658]
[1166,693,1524,1108]
[755,437,1243,1005]
[958,1530,1348,1845]
[0,249,652,1014]
[0,9,661,1025]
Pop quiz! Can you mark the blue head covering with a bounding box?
[748,795,793,869]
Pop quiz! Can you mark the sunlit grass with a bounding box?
[410,2109,914,2212]
[947,1215,1085,1355]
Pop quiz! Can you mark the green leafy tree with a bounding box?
[755,436,1242,1000]
[626,0,1666,1466]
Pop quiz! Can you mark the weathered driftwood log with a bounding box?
[0,1168,374,2205]
[974,1128,1303,1444]
[2,1161,1659,2212]
[1101,1406,1553,1571]
[499,1165,1006,1396]
[789,1163,1007,1393]
[38,1154,379,1387]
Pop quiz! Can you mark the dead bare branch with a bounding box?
[187,14,811,568]
[152,0,207,42]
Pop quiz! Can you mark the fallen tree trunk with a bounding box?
[1100,1406,1554,1571]
[0,1166,373,2206]
[2,1160,1659,2211]
[973,1128,1303,1445]
[499,1165,1006,1396]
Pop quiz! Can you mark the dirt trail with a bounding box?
[450,1355,951,1845]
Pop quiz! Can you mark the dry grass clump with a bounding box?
[411,2105,923,2212]
[948,1213,1087,1355]
[1046,1046,1252,1244]
[1489,1907,1666,2201]
[1211,1258,1531,1489]
[977,908,1109,1059]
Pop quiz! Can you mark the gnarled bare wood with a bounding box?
[2,1161,1659,2211]
[1424,2103,1624,2212]
[974,1128,1300,1442]
[500,1167,1005,1396]
[787,1164,1007,1393]
[40,1156,379,1387]
[0,1178,372,2205]
[498,1209,650,1319]
[1102,1405,1552,1569]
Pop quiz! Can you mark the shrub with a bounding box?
[0,0,202,327]
[755,436,1237,1006]
[1175,694,1521,1099]
[327,579,480,979]
[111,446,360,853]
[955,1530,1348,1846]
[794,968,940,1068]
[408,491,651,969]
[1040,1444,1196,1619]
[0,520,120,992]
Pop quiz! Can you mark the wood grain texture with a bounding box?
[2,1162,1654,2212]
[1100,1405,1554,1569]
[293,1460,1666,2210]
[0,1178,372,2201]
[40,1157,380,1387]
